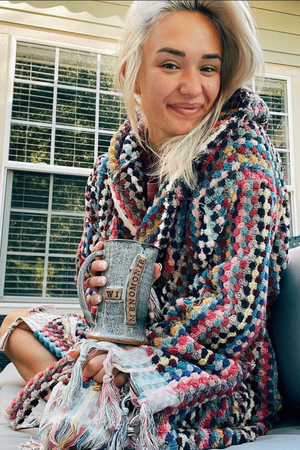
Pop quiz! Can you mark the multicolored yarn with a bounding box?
[7,87,289,450]
[18,438,41,449]
[6,356,74,430]
[36,340,180,450]
[33,314,88,359]
[5,312,88,431]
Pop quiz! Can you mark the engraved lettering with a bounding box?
[104,288,122,300]
[126,254,147,326]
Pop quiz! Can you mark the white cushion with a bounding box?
[0,362,26,388]
[0,364,45,449]
[0,364,299,449]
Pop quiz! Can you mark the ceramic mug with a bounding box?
[77,239,159,345]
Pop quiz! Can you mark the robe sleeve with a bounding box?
[75,155,110,316]
[146,158,289,411]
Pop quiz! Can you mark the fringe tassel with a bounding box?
[61,349,86,408]
[38,421,54,450]
[93,349,121,431]
[18,439,41,450]
[135,396,161,450]
[87,359,124,449]
[45,381,101,450]
[106,405,129,449]
[95,373,122,430]
[55,419,84,449]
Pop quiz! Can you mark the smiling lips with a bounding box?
[169,103,204,117]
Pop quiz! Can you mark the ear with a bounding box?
[134,79,141,95]
[121,63,126,78]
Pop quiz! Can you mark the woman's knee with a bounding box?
[0,310,28,337]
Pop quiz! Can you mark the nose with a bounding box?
[179,69,203,97]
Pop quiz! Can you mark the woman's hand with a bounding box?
[87,241,162,307]
[68,347,129,387]
[86,241,108,305]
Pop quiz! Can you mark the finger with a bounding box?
[152,262,162,283]
[86,275,107,292]
[88,259,108,277]
[69,345,105,362]
[92,367,106,384]
[93,241,104,251]
[114,372,129,388]
[82,353,107,380]
[87,294,102,306]
[68,348,80,360]
[97,367,120,384]
[93,368,128,386]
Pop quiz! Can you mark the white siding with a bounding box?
[250,1,300,67]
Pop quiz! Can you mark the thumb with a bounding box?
[68,348,80,360]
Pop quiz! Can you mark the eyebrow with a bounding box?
[156,47,222,61]
[203,53,222,61]
[157,47,186,57]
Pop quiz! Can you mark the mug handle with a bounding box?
[77,250,105,327]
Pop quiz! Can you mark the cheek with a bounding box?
[149,73,173,96]
[208,81,221,104]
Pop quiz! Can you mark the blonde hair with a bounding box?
[115,0,265,188]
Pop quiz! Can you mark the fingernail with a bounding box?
[68,349,79,359]
[99,261,108,270]
[97,276,107,285]
[94,295,102,305]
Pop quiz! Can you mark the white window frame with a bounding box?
[249,73,297,235]
[0,36,121,312]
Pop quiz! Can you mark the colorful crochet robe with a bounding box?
[73,89,288,449]
[9,87,289,449]
[74,87,289,449]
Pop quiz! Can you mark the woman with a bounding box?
[0,1,289,449]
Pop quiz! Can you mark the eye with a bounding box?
[200,66,220,75]
[161,63,179,70]
[201,66,217,73]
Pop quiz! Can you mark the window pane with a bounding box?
[99,93,126,130]
[50,215,83,254]
[260,78,287,113]
[267,115,289,149]
[52,175,86,212]
[56,88,96,128]
[100,54,118,91]
[3,41,131,302]
[15,43,55,82]
[278,151,291,185]
[4,171,86,300]
[98,133,112,155]
[10,43,127,170]
[47,257,78,297]
[12,82,54,123]
[257,77,291,188]
[4,255,44,296]
[8,212,47,253]
[11,171,50,210]
[54,129,95,168]
[59,49,97,89]
[9,124,51,164]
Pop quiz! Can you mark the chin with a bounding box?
[177,127,198,137]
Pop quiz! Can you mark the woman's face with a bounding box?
[135,11,222,147]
